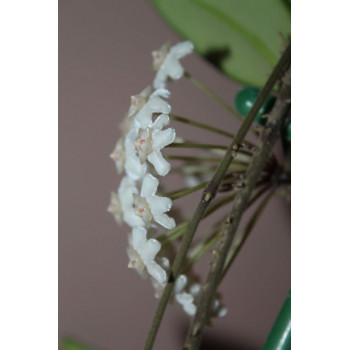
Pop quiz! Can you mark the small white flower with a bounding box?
[176,292,197,316]
[174,274,197,316]
[118,176,144,228]
[127,85,153,119]
[151,257,170,298]
[211,298,228,318]
[127,246,148,280]
[128,226,168,285]
[153,41,194,89]
[110,138,125,173]
[135,114,176,176]
[135,89,171,129]
[107,192,123,225]
[124,126,148,180]
[134,173,175,230]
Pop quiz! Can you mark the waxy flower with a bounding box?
[128,226,168,285]
[153,41,194,89]
[124,89,172,180]
[134,89,171,129]
[134,173,175,230]
[127,85,152,119]
[135,113,176,176]
[110,138,125,173]
[107,192,123,225]
[117,176,144,228]
[124,126,148,180]
[188,283,228,319]
[174,274,197,316]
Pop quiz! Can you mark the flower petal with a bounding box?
[146,260,167,285]
[152,113,170,131]
[175,274,187,294]
[140,173,159,198]
[148,195,172,214]
[152,213,176,230]
[170,41,194,59]
[148,151,171,177]
[152,128,176,150]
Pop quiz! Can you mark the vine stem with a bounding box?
[183,67,291,350]
[143,43,291,350]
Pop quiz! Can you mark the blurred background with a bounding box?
[59,0,290,349]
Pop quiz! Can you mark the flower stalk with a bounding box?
[184,71,244,123]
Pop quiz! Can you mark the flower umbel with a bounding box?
[108,41,232,321]
[153,41,194,89]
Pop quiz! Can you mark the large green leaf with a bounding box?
[149,0,290,87]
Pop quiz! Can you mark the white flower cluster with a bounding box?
[108,41,227,318]
[108,41,192,286]
[174,274,227,318]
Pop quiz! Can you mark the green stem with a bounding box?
[144,44,291,350]
[183,65,291,350]
[169,114,234,139]
[184,71,244,123]
[164,182,208,200]
[167,142,227,151]
[185,230,221,272]
[157,221,189,244]
[161,224,189,246]
[166,155,222,162]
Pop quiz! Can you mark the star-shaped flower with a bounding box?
[152,41,194,89]
[110,138,125,173]
[127,85,153,119]
[128,226,168,285]
[134,89,171,129]
[107,192,123,225]
[134,173,175,230]
[135,114,176,176]
[117,176,144,228]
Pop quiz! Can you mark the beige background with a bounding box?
[59,1,290,349]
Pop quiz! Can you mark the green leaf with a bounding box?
[149,0,290,87]
[62,338,96,350]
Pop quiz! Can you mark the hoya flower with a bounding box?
[107,192,123,225]
[151,257,170,298]
[211,299,228,318]
[135,113,176,176]
[174,274,197,316]
[116,176,144,228]
[124,126,148,180]
[134,89,171,129]
[127,85,152,119]
[109,138,125,173]
[152,41,194,89]
[188,283,228,319]
[134,173,175,230]
[127,226,168,285]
